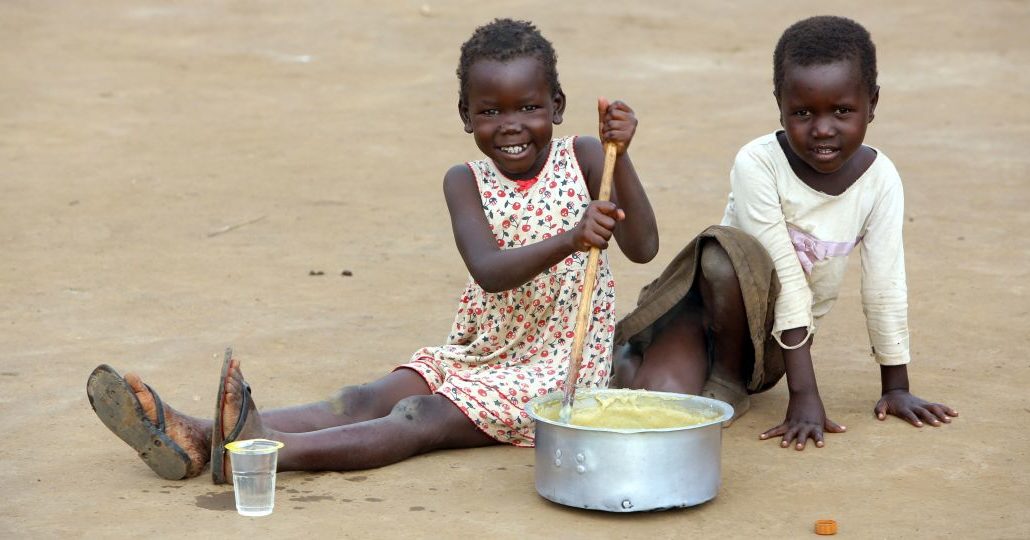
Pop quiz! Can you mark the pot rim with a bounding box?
[526,387,734,434]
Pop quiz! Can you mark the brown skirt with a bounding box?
[614,225,784,394]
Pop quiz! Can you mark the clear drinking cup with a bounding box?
[225,439,285,516]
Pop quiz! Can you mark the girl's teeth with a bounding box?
[502,144,527,154]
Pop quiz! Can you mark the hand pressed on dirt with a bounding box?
[759,390,846,450]
[875,389,959,427]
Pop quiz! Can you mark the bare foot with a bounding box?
[219,359,272,479]
[124,372,211,478]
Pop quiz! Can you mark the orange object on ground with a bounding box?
[814,519,838,535]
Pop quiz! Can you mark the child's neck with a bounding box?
[776,131,876,196]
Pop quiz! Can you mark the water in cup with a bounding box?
[225,439,284,517]
[233,470,277,516]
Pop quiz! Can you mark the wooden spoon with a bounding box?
[559,141,617,424]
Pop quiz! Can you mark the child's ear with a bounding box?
[868,85,880,124]
[458,100,473,133]
[551,90,567,125]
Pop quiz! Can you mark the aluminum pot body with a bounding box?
[526,389,732,512]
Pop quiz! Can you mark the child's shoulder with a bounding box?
[443,162,477,194]
[736,132,780,156]
[571,134,599,153]
[571,135,603,174]
[862,145,904,192]
[445,162,475,180]
[732,132,783,168]
[865,144,900,174]
[730,132,785,180]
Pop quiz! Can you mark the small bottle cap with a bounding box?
[814,519,838,535]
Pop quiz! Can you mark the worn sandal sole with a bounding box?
[210,347,234,485]
[87,364,191,480]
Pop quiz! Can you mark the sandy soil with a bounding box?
[2,1,1028,538]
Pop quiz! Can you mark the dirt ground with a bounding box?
[2,1,1028,538]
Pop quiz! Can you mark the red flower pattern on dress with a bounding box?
[399,137,615,447]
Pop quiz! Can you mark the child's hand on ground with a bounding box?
[874,390,958,427]
[597,98,637,155]
[571,200,625,251]
[760,391,846,450]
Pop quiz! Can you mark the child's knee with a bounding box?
[390,395,444,423]
[389,395,459,445]
[326,384,371,416]
[700,242,737,289]
[699,242,748,335]
[610,343,641,388]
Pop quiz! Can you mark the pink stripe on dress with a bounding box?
[787,226,862,274]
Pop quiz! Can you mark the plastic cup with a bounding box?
[225,439,285,517]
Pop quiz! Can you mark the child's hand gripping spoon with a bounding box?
[559,141,618,424]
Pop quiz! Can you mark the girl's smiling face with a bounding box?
[778,59,878,176]
[461,56,565,179]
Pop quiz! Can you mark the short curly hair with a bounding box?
[456,18,562,105]
[773,16,878,99]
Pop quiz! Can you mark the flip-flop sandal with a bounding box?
[210,347,253,485]
[210,347,233,484]
[86,364,193,480]
[701,374,751,428]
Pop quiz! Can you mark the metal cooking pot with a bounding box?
[526,388,733,512]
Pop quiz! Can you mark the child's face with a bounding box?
[461,56,565,179]
[777,59,879,175]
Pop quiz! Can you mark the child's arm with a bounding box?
[759,328,846,450]
[728,143,843,449]
[860,167,958,426]
[443,166,622,293]
[573,98,658,264]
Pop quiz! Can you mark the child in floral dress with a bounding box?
[86,18,658,479]
[404,135,627,446]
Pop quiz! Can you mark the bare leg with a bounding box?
[611,302,709,394]
[611,241,751,397]
[610,343,641,388]
[219,361,496,473]
[259,369,431,433]
[696,241,751,389]
[278,395,497,471]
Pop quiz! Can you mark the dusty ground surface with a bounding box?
[2,1,1028,538]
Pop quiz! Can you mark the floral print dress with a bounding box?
[400,136,616,446]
